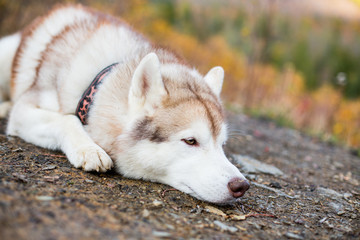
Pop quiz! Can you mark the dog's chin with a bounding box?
[181,184,238,205]
[194,194,239,205]
[206,196,239,206]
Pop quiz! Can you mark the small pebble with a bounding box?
[36,196,54,201]
[319,217,327,223]
[142,209,150,218]
[324,221,334,229]
[12,148,23,152]
[246,174,257,180]
[42,165,56,170]
[213,220,237,233]
[165,224,175,230]
[152,231,171,237]
[269,182,282,189]
[152,200,163,207]
[337,210,346,216]
[294,218,305,225]
[284,232,304,240]
[343,193,352,199]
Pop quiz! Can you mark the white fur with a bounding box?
[0,33,21,116]
[129,53,166,115]
[11,7,92,101]
[204,66,225,97]
[1,5,248,204]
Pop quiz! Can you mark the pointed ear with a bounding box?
[204,66,224,97]
[129,53,166,112]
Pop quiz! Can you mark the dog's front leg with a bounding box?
[7,101,113,172]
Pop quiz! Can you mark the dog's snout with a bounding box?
[228,178,250,198]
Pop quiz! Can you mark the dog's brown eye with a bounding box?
[182,138,198,146]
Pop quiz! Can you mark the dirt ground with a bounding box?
[0,112,359,240]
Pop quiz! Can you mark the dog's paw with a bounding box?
[71,145,113,172]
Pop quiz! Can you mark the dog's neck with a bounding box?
[76,63,118,124]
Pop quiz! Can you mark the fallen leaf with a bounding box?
[229,214,247,221]
[204,205,227,217]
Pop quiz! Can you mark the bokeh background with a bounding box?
[1,0,360,150]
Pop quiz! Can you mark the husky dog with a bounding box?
[0,5,249,204]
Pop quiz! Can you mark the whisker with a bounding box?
[227,129,247,136]
[227,135,249,141]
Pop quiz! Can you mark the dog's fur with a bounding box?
[0,5,248,204]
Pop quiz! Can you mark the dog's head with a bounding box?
[115,53,249,204]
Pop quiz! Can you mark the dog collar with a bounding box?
[76,63,118,125]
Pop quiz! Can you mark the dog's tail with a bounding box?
[0,33,21,117]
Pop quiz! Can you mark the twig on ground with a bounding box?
[161,188,178,197]
[252,182,297,199]
[228,212,277,221]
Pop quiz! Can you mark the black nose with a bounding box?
[228,178,250,198]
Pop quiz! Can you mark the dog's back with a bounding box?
[8,5,151,113]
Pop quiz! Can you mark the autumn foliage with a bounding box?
[0,0,359,148]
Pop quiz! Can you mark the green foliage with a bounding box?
[149,0,360,99]
[152,0,176,24]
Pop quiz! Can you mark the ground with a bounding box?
[0,112,359,240]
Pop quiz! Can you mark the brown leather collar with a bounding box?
[76,63,118,125]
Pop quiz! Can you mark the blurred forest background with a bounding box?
[1,0,360,150]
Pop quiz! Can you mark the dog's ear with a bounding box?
[204,66,224,97]
[129,52,166,113]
